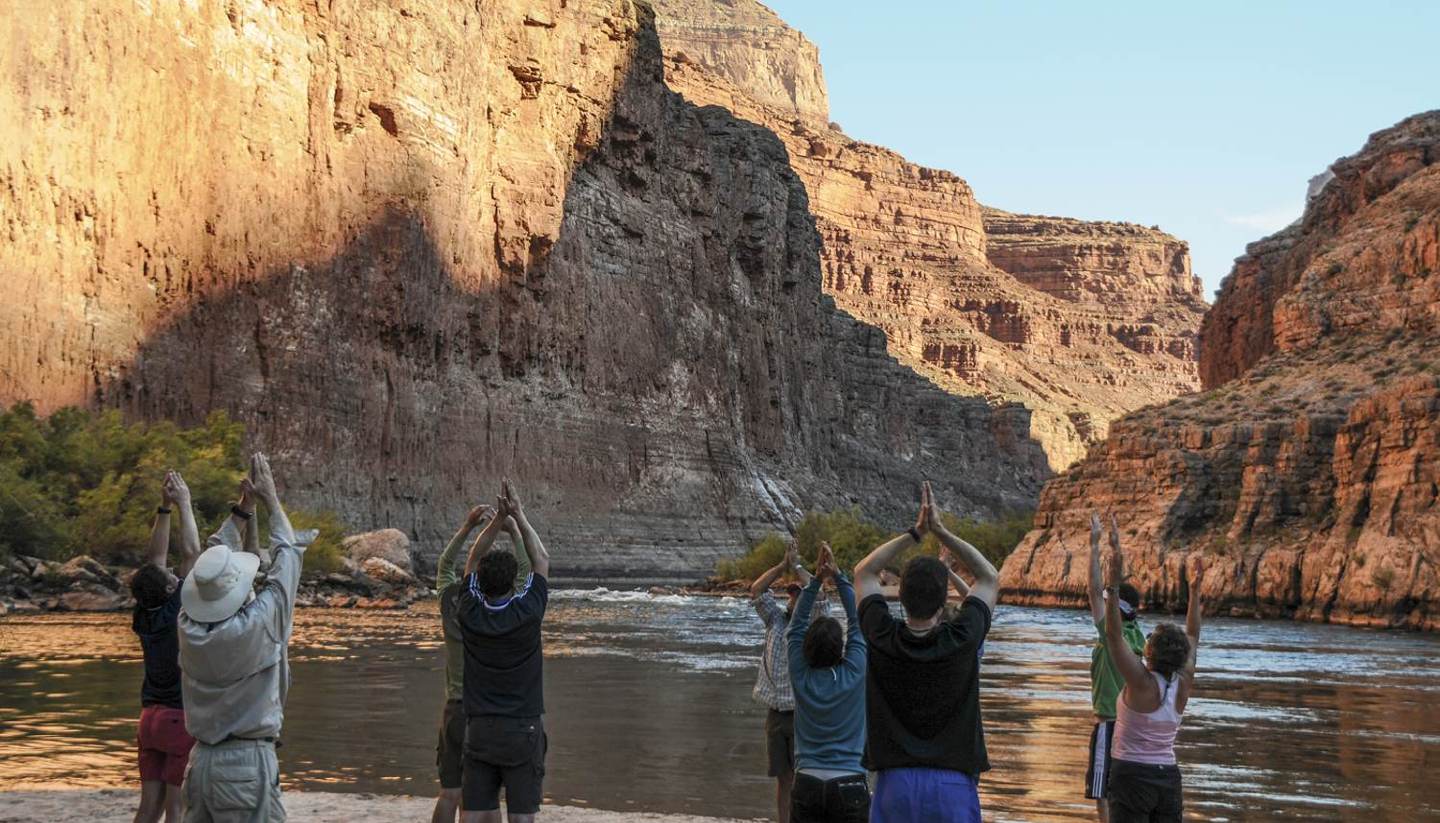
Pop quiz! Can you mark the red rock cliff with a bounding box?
[650,0,1207,470]
[1002,112,1440,629]
[0,0,1045,578]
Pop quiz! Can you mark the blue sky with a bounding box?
[763,0,1439,297]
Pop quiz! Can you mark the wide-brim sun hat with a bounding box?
[181,544,261,623]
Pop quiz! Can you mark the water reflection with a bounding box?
[1,592,1438,820]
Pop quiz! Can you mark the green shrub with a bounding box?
[281,508,350,579]
[0,402,350,570]
[716,507,1033,581]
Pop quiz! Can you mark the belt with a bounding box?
[219,735,282,748]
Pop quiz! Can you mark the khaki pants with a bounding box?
[182,739,285,823]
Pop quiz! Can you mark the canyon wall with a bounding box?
[1002,112,1440,629]
[0,0,1045,578]
[651,0,1207,470]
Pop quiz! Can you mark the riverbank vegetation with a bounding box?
[716,507,1033,582]
[0,402,347,576]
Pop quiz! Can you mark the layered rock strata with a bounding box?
[651,1,1207,470]
[1003,112,1440,629]
[0,0,1043,578]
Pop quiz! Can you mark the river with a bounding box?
[1,590,1437,821]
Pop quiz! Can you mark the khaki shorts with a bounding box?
[183,739,285,823]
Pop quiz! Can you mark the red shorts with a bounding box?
[137,706,195,786]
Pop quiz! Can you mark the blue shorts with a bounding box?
[872,768,981,823]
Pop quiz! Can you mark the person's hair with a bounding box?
[1146,622,1191,679]
[1118,583,1141,621]
[785,583,802,598]
[476,551,519,599]
[899,556,948,620]
[130,564,171,609]
[803,617,844,668]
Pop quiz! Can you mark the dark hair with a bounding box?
[1118,583,1141,621]
[130,564,172,609]
[476,551,519,599]
[899,556,947,620]
[785,583,803,597]
[803,617,844,668]
[1146,622,1191,679]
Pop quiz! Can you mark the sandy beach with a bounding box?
[0,790,758,823]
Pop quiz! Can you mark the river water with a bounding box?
[1,590,1437,821]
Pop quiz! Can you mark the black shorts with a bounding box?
[791,772,870,823]
[765,709,795,778]
[436,699,465,789]
[1085,719,1117,799]
[1107,759,1183,823]
[462,715,547,814]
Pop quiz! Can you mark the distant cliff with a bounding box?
[0,0,1044,578]
[650,0,1208,470]
[1002,112,1440,629]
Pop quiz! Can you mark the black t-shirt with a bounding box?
[457,573,548,718]
[860,593,992,776]
[131,578,184,709]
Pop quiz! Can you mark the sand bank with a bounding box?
[0,789,758,822]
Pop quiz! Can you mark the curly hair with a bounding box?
[1146,622,1191,679]
[130,564,172,609]
[475,551,519,599]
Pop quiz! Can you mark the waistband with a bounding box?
[201,735,281,749]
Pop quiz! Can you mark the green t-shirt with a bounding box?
[1091,618,1146,719]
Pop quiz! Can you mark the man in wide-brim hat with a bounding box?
[177,452,306,823]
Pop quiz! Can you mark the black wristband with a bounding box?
[231,505,254,520]
[157,506,172,515]
[907,527,922,543]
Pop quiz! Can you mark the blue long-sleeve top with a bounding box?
[787,573,868,774]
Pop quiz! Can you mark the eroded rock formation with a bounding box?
[0,0,1044,578]
[650,0,1207,470]
[1003,112,1440,629]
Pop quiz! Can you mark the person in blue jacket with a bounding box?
[786,542,870,822]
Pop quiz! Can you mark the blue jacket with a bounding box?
[787,574,868,774]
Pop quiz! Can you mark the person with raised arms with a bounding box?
[128,471,205,823]
[785,542,869,822]
[177,453,304,822]
[750,540,830,823]
[456,479,550,823]
[1085,513,1147,821]
[853,481,1000,823]
[1102,536,1204,823]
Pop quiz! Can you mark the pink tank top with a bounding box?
[1112,671,1183,765]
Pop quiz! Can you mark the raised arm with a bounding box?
[249,453,302,620]
[930,489,999,608]
[1184,555,1204,675]
[165,471,201,579]
[440,505,491,591]
[504,516,533,580]
[463,512,508,578]
[500,479,548,578]
[1087,512,1105,625]
[856,482,932,601]
[147,478,173,568]
[938,547,972,600]
[1103,537,1153,696]
[749,546,792,601]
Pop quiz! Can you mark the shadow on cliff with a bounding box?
[100,5,1049,571]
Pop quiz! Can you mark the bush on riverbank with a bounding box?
[716,507,1033,582]
[0,402,347,577]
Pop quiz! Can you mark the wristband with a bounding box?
[231,505,254,520]
[157,506,172,515]
[907,527,922,543]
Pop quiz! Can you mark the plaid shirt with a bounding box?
[752,589,830,711]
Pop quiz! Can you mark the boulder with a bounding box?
[58,555,120,590]
[360,556,416,587]
[342,529,413,573]
[58,584,127,612]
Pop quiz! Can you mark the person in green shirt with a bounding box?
[1086,512,1145,822]
[432,504,529,823]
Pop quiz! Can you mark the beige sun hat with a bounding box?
[181,544,261,623]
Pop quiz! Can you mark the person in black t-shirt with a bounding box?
[455,478,551,823]
[128,471,210,823]
[853,481,1001,823]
